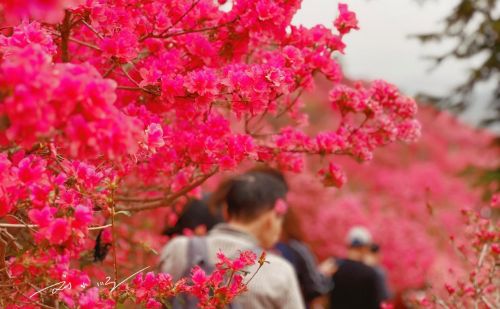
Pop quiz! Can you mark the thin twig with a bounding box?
[6,214,38,232]
[49,30,101,51]
[160,18,238,39]
[0,223,36,228]
[81,20,104,40]
[121,66,142,88]
[115,196,165,203]
[157,0,202,38]
[68,37,101,51]
[89,224,112,231]
[103,62,119,78]
[119,66,160,96]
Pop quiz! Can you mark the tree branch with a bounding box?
[59,10,72,63]
[116,168,218,212]
[0,223,111,230]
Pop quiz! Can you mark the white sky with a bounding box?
[293,0,496,127]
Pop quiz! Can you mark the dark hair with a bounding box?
[163,198,223,236]
[211,171,288,222]
[245,165,289,190]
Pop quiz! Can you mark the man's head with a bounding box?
[211,170,288,248]
[346,226,373,260]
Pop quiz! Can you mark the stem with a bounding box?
[110,186,118,307]
[226,270,236,288]
[49,30,101,51]
[119,66,160,96]
[0,223,36,228]
[477,243,488,268]
[103,62,119,78]
[244,263,265,286]
[115,196,165,203]
[67,37,101,51]
[81,20,104,40]
[275,88,304,118]
[156,0,202,38]
[160,18,238,39]
[480,296,494,309]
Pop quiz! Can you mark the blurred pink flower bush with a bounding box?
[287,77,498,300]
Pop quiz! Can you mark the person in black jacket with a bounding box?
[275,208,335,308]
[366,243,392,302]
[329,226,382,309]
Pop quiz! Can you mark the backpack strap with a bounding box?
[184,236,214,276]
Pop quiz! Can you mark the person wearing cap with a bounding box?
[365,243,392,302]
[328,226,382,309]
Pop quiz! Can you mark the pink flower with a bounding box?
[255,0,279,21]
[319,162,347,188]
[191,266,207,285]
[0,195,12,218]
[142,272,158,289]
[28,206,57,227]
[79,287,99,309]
[334,3,359,35]
[491,194,499,208]
[274,199,288,216]
[185,69,219,97]
[7,260,25,278]
[73,204,93,230]
[100,29,139,61]
[397,119,422,142]
[145,123,165,150]
[145,298,162,309]
[283,45,304,69]
[45,218,71,245]
[234,250,257,269]
[15,156,46,184]
[491,243,500,255]
[444,283,456,295]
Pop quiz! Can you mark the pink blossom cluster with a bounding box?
[129,250,258,309]
[0,23,144,159]
[1,150,117,307]
[412,207,499,308]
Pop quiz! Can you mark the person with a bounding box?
[163,196,223,237]
[159,171,305,309]
[275,208,335,307]
[329,226,382,309]
[365,243,392,302]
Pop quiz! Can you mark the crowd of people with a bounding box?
[159,168,391,308]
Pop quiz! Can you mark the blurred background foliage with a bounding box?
[415,0,499,126]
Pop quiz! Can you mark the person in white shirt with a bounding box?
[159,171,305,309]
